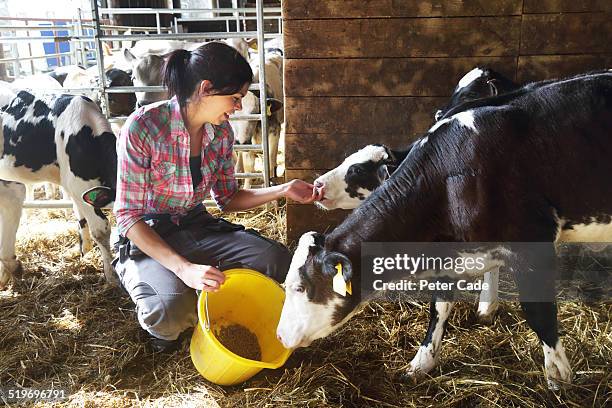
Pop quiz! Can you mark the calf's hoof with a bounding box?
[544,342,572,390]
[79,241,94,257]
[404,346,438,381]
[103,265,120,287]
[476,301,499,325]
[545,359,572,391]
[0,259,22,289]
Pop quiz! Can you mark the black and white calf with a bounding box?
[0,90,118,288]
[278,72,612,389]
[314,67,520,212]
[311,69,603,321]
[311,68,519,322]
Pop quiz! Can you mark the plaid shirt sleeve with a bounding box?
[113,114,152,236]
[210,122,239,210]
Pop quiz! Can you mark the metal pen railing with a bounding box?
[0,0,282,209]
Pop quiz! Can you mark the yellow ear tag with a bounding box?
[266,103,272,117]
[332,263,352,296]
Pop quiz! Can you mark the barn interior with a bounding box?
[0,1,610,407]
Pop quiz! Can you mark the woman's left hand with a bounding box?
[283,179,324,204]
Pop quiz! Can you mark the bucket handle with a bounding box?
[196,264,242,332]
[196,290,211,331]
[204,291,211,331]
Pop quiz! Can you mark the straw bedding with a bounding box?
[0,206,609,407]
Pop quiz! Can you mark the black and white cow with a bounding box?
[312,69,611,324]
[311,68,520,322]
[277,71,612,389]
[0,90,118,289]
[314,67,520,211]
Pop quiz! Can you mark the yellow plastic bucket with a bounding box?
[190,268,292,386]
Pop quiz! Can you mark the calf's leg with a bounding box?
[0,181,26,288]
[521,301,571,390]
[267,122,280,179]
[406,297,455,378]
[242,151,257,189]
[514,245,572,389]
[67,189,117,286]
[477,268,499,324]
[72,204,94,256]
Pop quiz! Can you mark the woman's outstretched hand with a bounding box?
[283,179,324,204]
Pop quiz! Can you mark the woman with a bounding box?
[113,42,322,352]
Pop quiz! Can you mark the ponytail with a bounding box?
[163,49,193,107]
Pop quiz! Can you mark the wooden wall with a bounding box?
[282,0,612,246]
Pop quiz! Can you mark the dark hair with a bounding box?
[163,41,253,107]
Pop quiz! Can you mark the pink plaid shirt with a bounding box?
[114,97,238,236]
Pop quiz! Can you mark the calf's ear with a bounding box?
[123,48,136,63]
[434,109,444,121]
[377,163,391,181]
[266,98,283,116]
[487,79,499,96]
[382,145,398,164]
[321,252,352,282]
[82,186,114,208]
[247,38,258,51]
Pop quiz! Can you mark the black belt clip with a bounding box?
[118,236,131,263]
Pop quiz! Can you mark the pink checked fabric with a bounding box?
[113,97,238,236]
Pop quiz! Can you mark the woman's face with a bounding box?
[201,82,250,126]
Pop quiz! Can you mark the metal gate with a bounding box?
[0,0,282,209]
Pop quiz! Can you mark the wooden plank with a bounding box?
[285,96,447,135]
[521,13,612,55]
[286,204,350,247]
[285,169,323,183]
[285,134,420,170]
[282,0,522,19]
[523,0,612,13]
[284,57,517,97]
[284,17,521,58]
[518,55,612,83]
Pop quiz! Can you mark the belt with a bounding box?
[142,203,206,225]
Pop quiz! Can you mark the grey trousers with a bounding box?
[114,211,291,341]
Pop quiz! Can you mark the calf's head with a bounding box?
[106,68,137,116]
[124,50,167,107]
[435,67,518,121]
[231,90,283,144]
[277,232,357,349]
[231,91,258,144]
[314,144,399,210]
